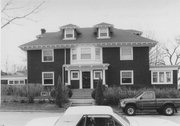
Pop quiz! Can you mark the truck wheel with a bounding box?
[163,105,174,116]
[125,105,136,116]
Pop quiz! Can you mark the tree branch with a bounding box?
[1,1,45,29]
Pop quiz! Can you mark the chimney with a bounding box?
[41,28,46,34]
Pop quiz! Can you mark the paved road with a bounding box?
[0,112,62,126]
[0,111,180,126]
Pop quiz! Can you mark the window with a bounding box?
[64,29,74,39]
[120,47,133,60]
[141,92,155,99]
[94,71,102,79]
[71,71,79,80]
[95,48,101,60]
[71,48,77,60]
[77,115,122,126]
[42,72,54,86]
[42,49,54,62]
[98,27,109,38]
[81,48,91,59]
[153,72,158,83]
[151,71,173,84]
[120,70,133,85]
[8,80,25,85]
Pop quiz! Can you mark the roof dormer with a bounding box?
[94,22,113,39]
[60,24,78,40]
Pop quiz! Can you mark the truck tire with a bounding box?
[124,105,136,116]
[163,105,174,116]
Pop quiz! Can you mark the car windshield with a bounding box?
[134,90,143,98]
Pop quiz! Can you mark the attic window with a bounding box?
[98,27,109,39]
[64,29,75,40]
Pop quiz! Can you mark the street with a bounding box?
[0,111,180,126]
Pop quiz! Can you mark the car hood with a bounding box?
[127,117,179,126]
[25,116,59,126]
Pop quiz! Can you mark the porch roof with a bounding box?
[63,63,109,70]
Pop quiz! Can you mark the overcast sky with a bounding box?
[1,0,180,72]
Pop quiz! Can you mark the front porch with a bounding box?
[64,64,109,89]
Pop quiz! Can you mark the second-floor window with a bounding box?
[81,48,91,60]
[98,27,109,38]
[120,47,133,60]
[42,49,54,62]
[64,29,75,40]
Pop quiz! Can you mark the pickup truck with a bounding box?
[119,90,180,116]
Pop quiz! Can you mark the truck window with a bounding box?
[141,92,155,99]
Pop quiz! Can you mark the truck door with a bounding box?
[137,91,156,109]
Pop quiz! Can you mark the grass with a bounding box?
[0,102,69,112]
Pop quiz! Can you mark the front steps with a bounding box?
[70,89,95,106]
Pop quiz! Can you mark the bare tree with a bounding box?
[150,36,180,66]
[1,0,45,29]
[149,43,166,66]
[163,39,180,65]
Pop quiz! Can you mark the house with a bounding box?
[19,23,179,89]
[1,73,27,85]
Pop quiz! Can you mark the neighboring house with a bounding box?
[19,23,179,89]
[1,74,27,85]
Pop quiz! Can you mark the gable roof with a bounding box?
[20,25,157,50]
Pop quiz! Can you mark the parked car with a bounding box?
[25,106,179,126]
[119,90,180,116]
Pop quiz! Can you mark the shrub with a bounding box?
[103,87,180,105]
[95,79,104,105]
[55,75,68,107]
[26,84,43,103]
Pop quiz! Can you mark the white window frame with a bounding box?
[70,47,102,64]
[94,71,102,80]
[42,72,54,86]
[8,79,25,85]
[151,71,173,84]
[64,29,75,40]
[98,27,110,39]
[71,71,79,80]
[81,48,91,60]
[42,49,54,62]
[120,47,133,60]
[120,70,134,85]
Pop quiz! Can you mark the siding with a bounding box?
[103,47,151,88]
[27,49,65,86]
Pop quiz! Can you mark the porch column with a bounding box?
[90,70,93,89]
[68,70,70,85]
[79,70,82,89]
[103,69,106,84]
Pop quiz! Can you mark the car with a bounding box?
[119,91,180,116]
[25,106,179,126]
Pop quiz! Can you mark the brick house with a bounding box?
[20,23,179,89]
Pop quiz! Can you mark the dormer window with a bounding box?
[98,27,109,38]
[64,29,75,40]
[61,24,78,40]
[94,22,113,39]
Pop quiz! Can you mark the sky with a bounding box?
[1,0,180,72]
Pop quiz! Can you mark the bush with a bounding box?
[103,87,180,105]
[95,79,105,105]
[55,75,69,107]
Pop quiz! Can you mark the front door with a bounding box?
[82,72,91,88]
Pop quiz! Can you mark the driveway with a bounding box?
[0,111,180,126]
